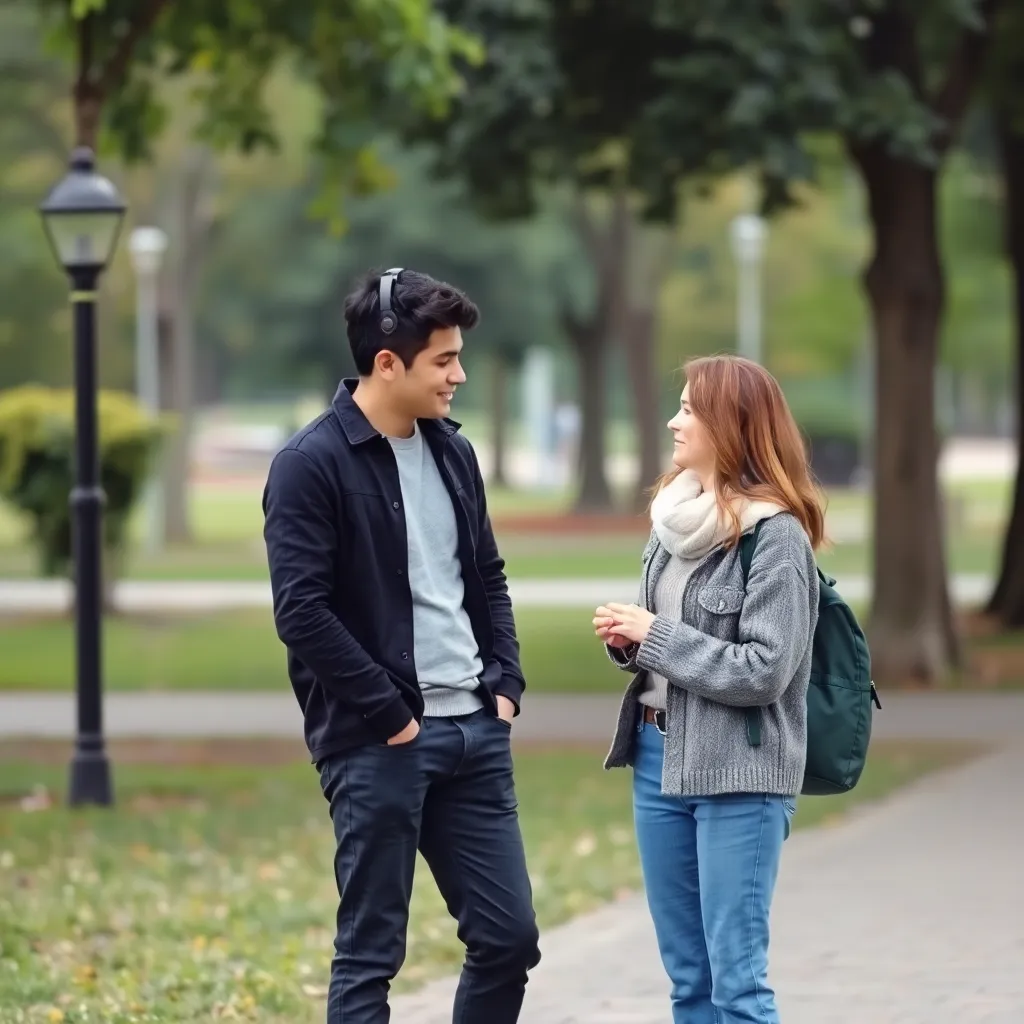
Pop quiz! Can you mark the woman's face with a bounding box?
[667,382,716,482]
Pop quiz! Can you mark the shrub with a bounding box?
[0,386,169,578]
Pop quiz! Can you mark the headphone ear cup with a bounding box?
[378,267,402,335]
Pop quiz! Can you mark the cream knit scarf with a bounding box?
[650,469,785,560]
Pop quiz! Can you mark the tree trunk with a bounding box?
[851,147,959,683]
[561,188,630,513]
[623,305,663,510]
[490,349,510,487]
[564,319,612,511]
[986,111,1024,624]
[619,219,673,510]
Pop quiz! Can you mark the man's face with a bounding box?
[391,327,467,420]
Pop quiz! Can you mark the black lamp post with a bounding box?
[39,146,127,807]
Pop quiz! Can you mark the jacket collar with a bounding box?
[332,378,461,445]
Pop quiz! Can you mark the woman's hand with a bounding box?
[599,603,657,645]
[593,608,633,649]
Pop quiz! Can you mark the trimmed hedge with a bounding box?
[0,386,169,577]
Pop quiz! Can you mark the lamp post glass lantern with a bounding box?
[39,146,126,807]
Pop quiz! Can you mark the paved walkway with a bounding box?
[0,573,995,613]
[391,743,1024,1023]
[3,690,1024,742]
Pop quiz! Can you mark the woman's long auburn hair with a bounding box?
[652,355,826,551]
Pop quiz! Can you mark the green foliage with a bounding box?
[194,142,586,396]
[36,0,481,187]
[0,4,73,390]
[406,1,947,224]
[0,386,168,576]
[654,174,868,377]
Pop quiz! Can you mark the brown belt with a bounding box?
[641,705,667,733]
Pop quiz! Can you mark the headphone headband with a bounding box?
[379,267,403,335]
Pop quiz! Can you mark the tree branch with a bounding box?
[932,0,1001,148]
[98,0,173,98]
[75,8,94,95]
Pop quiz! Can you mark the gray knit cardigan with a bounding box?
[604,512,819,797]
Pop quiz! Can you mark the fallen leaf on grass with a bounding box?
[73,963,97,984]
[20,785,52,812]
[572,833,597,857]
[302,984,329,998]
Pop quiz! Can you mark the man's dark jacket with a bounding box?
[262,380,526,761]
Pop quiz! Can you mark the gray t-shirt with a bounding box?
[388,426,484,717]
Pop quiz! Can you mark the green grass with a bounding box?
[0,607,620,693]
[0,528,1002,584]
[818,535,1000,578]
[0,476,1009,582]
[500,534,642,578]
[7,603,1024,694]
[0,533,1001,583]
[0,481,575,560]
[502,524,1001,581]
[0,739,978,1024]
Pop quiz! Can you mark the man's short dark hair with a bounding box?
[343,269,480,376]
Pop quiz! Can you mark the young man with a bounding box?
[262,268,540,1024]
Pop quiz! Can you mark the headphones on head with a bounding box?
[378,267,403,335]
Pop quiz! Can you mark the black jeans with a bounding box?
[316,709,541,1023]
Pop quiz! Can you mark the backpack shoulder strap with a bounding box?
[738,520,767,748]
[739,519,765,583]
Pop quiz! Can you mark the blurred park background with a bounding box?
[2,1,1024,1022]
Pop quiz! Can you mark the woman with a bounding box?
[594,355,824,1024]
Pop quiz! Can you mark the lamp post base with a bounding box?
[69,745,113,807]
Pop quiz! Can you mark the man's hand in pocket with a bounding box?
[387,719,421,746]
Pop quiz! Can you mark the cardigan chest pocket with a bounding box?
[696,585,744,639]
[697,584,745,617]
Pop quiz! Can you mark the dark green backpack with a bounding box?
[739,521,881,796]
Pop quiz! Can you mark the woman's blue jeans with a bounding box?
[632,719,795,1023]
